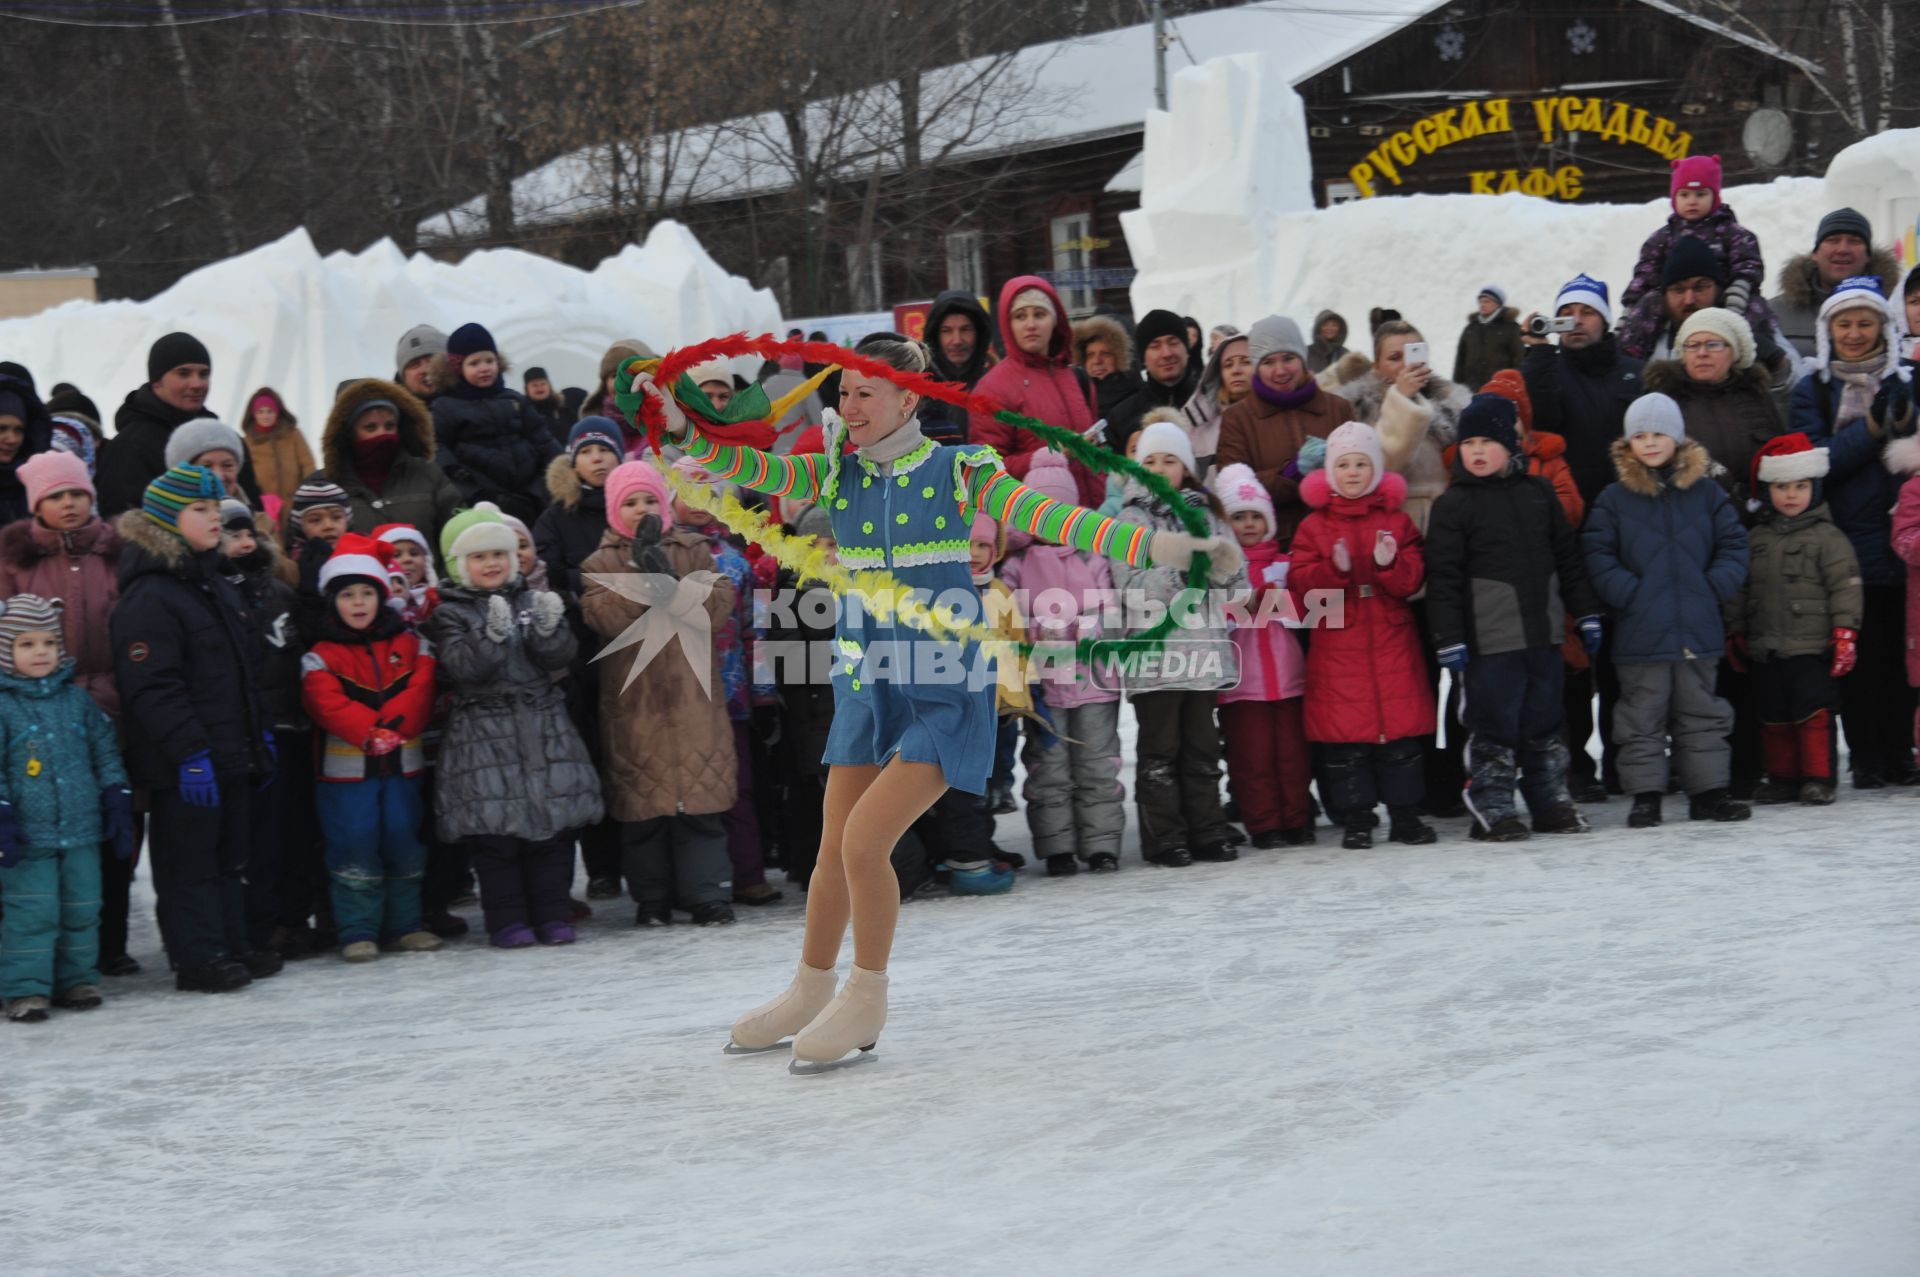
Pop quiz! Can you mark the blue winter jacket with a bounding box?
[1790,367,1907,587]
[0,659,129,849]
[1582,438,1749,664]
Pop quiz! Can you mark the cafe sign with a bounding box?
[1347,94,1694,202]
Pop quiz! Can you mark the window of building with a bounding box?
[1050,212,1094,315]
[945,229,984,297]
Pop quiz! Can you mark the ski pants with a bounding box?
[1613,660,1733,797]
[1021,697,1125,861]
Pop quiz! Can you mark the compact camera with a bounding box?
[1526,314,1578,337]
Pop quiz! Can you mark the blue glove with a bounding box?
[1296,437,1327,474]
[177,750,220,808]
[1578,615,1604,655]
[0,799,17,869]
[1436,643,1469,672]
[259,728,278,792]
[101,785,134,860]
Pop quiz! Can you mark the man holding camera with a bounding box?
[1520,274,1645,801]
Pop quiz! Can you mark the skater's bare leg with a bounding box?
[841,758,949,972]
[799,764,879,971]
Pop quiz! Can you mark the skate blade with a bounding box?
[787,1047,877,1076]
[722,1039,792,1055]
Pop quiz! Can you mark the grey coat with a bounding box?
[425,581,603,841]
[1108,484,1249,694]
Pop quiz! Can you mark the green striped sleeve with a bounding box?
[681,433,822,502]
[965,465,1150,567]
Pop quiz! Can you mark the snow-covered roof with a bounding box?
[417,1,1441,242]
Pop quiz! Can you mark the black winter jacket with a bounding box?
[224,541,305,732]
[430,387,561,525]
[1453,307,1525,390]
[1520,338,1645,509]
[532,456,609,601]
[1424,457,1599,657]
[98,385,262,518]
[110,513,269,787]
[923,289,993,444]
[0,373,54,526]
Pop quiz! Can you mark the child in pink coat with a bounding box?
[1211,462,1312,847]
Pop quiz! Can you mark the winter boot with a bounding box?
[1796,711,1837,795]
[424,909,470,940]
[1387,806,1437,845]
[1248,829,1285,850]
[341,941,379,963]
[1146,847,1192,867]
[1754,723,1799,802]
[1530,802,1590,834]
[392,930,443,952]
[1341,820,1373,851]
[734,883,784,906]
[1688,789,1752,822]
[491,922,537,949]
[1750,776,1800,804]
[1628,792,1664,828]
[100,953,141,977]
[1191,842,1239,862]
[1087,852,1120,873]
[1470,815,1531,842]
[636,905,672,928]
[791,965,888,1073]
[729,960,839,1053]
[176,959,251,993]
[6,996,50,1022]
[944,860,1014,894]
[536,920,578,944]
[585,876,622,901]
[1798,780,1837,805]
[1045,854,1079,878]
[1281,825,1317,847]
[689,902,736,926]
[54,985,102,1010]
[237,949,284,979]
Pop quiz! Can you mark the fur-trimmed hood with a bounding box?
[1642,358,1774,399]
[1311,310,1349,348]
[1321,356,1470,431]
[1326,350,1373,388]
[545,453,587,511]
[1300,467,1410,512]
[1884,434,1920,477]
[1775,244,1901,311]
[114,508,202,576]
[1467,305,1521,327]
[1609,437,1718,496]
[0,515,121,572]
[322,377,434,476]
[1072,314,1134,373]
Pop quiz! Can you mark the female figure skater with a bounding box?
[635,337,1240,1072]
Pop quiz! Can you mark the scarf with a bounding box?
[856,418,927,474]
[351,433,400,493]
[1252,377,1317,410]
[1829,345,1890,426]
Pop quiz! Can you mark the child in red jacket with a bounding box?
[300,533,440,963]
[1289,422,1437,848]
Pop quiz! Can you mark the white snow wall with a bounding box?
[0,220,782,435]
[1125,55,1920,374]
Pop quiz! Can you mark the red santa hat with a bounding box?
[317,533,401,598]
[1750,432,1829,491]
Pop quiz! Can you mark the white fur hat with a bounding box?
[1211,462,1276,532]
[1135,419,1197,479]
[1675,307,1756,371]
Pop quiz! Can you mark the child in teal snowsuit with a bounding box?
[0,595,133,1022]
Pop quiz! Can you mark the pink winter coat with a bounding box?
[1219,538,1306,705]
[1287,470,1435,744]
[1888,461,1920,685]
[998,540,1117,710]
[0,515,125,718]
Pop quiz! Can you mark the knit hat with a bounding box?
[47,416,97,474]
[1135,419,1197,479]
[1815,207,1872,249]
[598,339,658,384]
[1211,462,1277,534]
[18,450,94,513]
[1324,422,1386,495]
[1555,273,1614,326]
[568,416,624,461]
[605,459,673,537]
[1662,235,1725,288]
[291,474,350,517]
[1751,432,1829,492]
[446,323,497,359]
[1135,309,1192,358]
[350,398,400,430]
[147,332,211,383]
[395,324,447,372]
[1010,287,1056,319]
[523,366,550,385]
[142,464,225,534]
[1478,284,1507,307]
[0,390,22,422]
[0,595,64,674]
[1023,449,1078,506]
[1246,314,1309,368]
[1478,369,1534,432]
[794,504,834,541]
[438,503,519,584]
[686,358,734,390]
[318,533,398,598]
[1815,275,1896,366]
[1669,154,1722,208]
[220,498,255,533]
[1624,392,1686,442]
[1676,306,1758,371]
[163,417,245,469]
[1455,393,1521,457]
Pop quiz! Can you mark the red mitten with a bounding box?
[366,728,405,756]
[1829,627,1858,679]
[1724,634,1748,674]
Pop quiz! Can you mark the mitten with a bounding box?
[366,728,405,756]
[1146,529,1216,572]
[1871,379,1916,439]
[1724,278,1752,315]
[1206,534,1245,585]
[101,785,134,861]
[483,593,514,642]
[0,799,17,869]
[1296,437,1327,474]
[1331,538,1353,574]
[1724,634,1749,673]
[531,590,566,635]
[628,513,679,579]
[1374,531,1398,567]
[1436,643,1469,672]
[177,749,219,807]
[1181,488,1208,509]
[1577,615,1604,655]
[1830,626,1858,678]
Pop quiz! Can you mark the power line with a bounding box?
[0,0,646,27]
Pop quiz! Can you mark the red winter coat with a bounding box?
[1287,470,1436,744]
[0,516,124,719]
[969,275,1106,508]
[300,618,437,781]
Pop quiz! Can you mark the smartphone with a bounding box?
[1402,341,1430,368]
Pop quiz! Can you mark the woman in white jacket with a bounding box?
[1318,320,1470,536]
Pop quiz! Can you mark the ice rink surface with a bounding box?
[6,785,1918,1276]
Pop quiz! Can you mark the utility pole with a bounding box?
[1152,0,1168,110]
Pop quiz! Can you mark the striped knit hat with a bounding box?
[0,594,65,675]
[291,474,350,517]
[143,464,225,534]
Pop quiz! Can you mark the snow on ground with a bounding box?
[5,727,1918,1277]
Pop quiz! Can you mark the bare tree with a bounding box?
[1691,0,1910,140]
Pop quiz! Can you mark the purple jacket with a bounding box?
[998,541,1117,710]
[1620,205,1775,358]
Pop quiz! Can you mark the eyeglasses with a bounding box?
[1680,339,1731,354]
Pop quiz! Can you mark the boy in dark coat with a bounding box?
[112,465,280,992]
[1427,394,1603,841]
[1582,394,1751,827]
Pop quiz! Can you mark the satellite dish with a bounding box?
[1743,109,1793,168]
